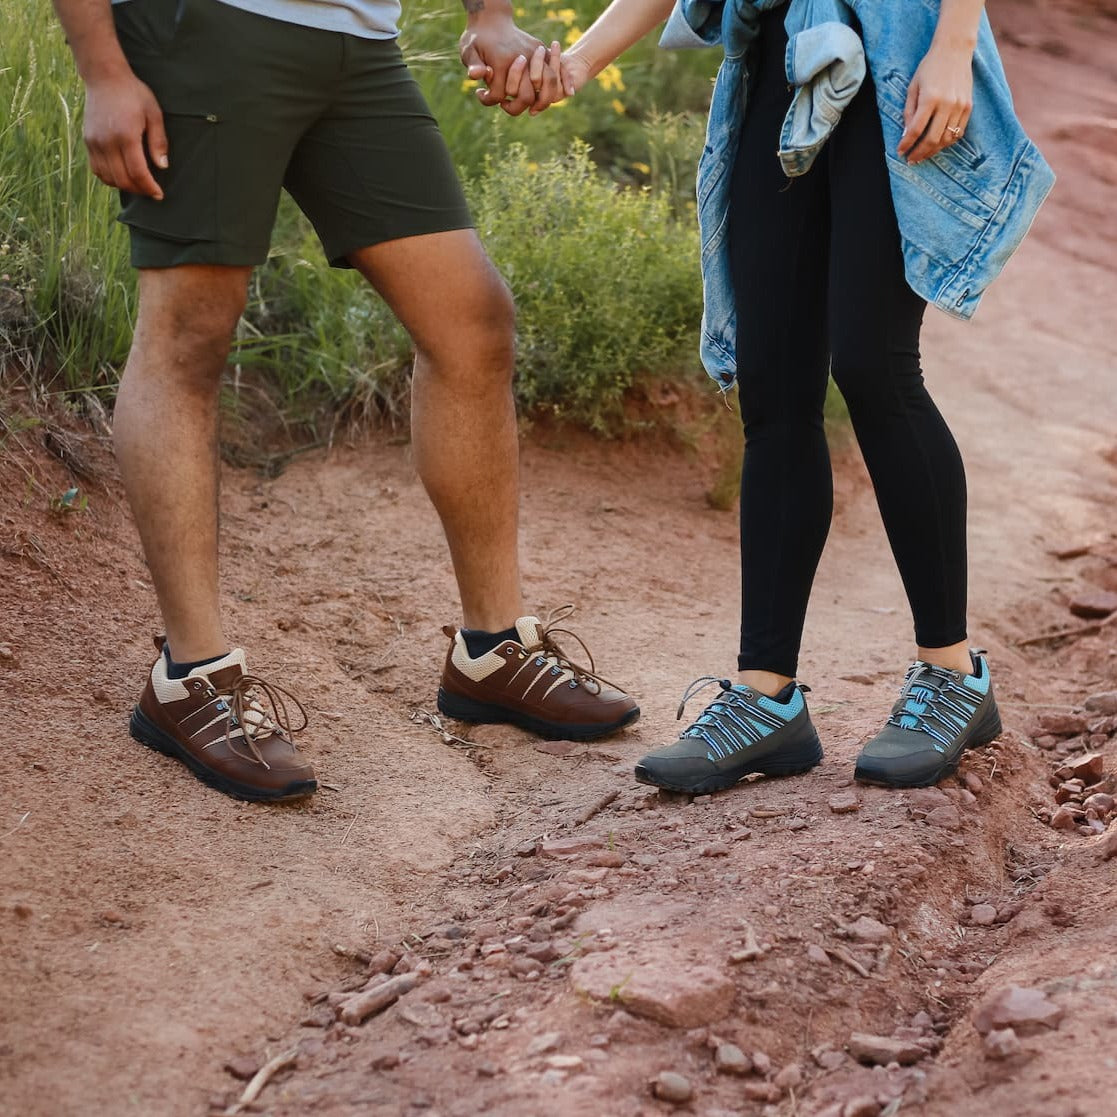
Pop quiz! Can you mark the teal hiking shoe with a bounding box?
[854,651,1002,788]
[634,676,823,795]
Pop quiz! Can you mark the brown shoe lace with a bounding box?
[523,604,625,697]
[215,674,309,768]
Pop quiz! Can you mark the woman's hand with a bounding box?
[898,42,974,164]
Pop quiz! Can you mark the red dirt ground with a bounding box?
[2,3,1116,1115]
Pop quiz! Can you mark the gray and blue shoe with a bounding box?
[634,676,824,795]
[854,651,1002,788]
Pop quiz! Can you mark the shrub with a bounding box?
[469,142,702,430]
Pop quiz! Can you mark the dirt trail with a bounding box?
[2,3,1117,1115]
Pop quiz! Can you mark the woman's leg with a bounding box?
[825,66,970,667]
[630,12,831,795]
[826,68,1001,789]
[730,10,834,689]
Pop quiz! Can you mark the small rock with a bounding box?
[925,805,962,830]
[847,1033,925,1066]
[223,1057,260,1081]
[0,644,13,661]
[812,1045,846,1070]
[786,817,809,831]
[773,1063,803,1091]
[842,1099,882,1117]
[651,1072,692,1105]
[807,944,830,965]
[751,1050,772,1075]
[908,787,951,811]
[743,1082,781,1102]
[1069,590,1117,619]
[1037,713,1089,737]
[572,952,735,1028]
[1084,792,1115,814]
[1050,806,1078,831]
[1055,781,1084,805]
[970,904,998,926]
[972,985,1064,1036]
[545,1055,584,1071]
[587,850,626,868]
[526,1032,563,1056]
[848,916,891,944]
[1084,690,1117,716]
[1064,753,1106,784]
[1096,825,1117,861]
[963,772,984,795]
[983,1027,1022,1060]
[828,792,860,814]
[700,843,730,858]
[540,835,603,858]
[368,1047,401,1070]
[714,1044,751,1076]
[13,903,32,920]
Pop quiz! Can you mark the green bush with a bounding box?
[470,142,702,430]
[1,0,709,436]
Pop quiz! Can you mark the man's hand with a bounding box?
[459,2,560,117]
[83,71,168,198]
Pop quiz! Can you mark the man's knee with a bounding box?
[420,266,516,383]
[133,266,250,379]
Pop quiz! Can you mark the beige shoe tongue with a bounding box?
[515,617,543,647]
[187,648,247,681]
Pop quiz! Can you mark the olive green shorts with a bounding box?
[112,0,474,269]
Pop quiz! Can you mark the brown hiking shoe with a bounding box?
[437,608,639,741]
[130,637,317,802]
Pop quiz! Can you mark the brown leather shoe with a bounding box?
[130,637,317,802]
[437,609,639,741]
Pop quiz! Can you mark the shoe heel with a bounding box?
[130,706,175,756]
[437,688,508,725]
[967,706,1003,749]
[755,734,824,777]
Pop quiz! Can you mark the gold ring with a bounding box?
[947,126,962,137]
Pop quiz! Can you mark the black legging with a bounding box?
[730,9,968,678]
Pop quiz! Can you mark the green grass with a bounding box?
[0,0,719,436]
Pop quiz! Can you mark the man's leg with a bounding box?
[113,264,251,663]
[348,230,523,633]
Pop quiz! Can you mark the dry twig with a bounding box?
[222,1047,298,1115]
[569,790,619,828]
[409,708,491,750]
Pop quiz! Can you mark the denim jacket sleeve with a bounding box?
[660,0,1054,389]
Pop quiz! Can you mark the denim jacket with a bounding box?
[661,0,1056,388]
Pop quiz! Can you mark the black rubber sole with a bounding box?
[853,707,1003,789]
[437,688,640,742]
[130,706,317,803]
[634,734,824,795]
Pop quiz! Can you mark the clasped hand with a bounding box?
[459,16,588,117]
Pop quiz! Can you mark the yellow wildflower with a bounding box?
[611,98,626,115]
[632,161,651,175]
[546,8,577,24]
[461,78,480,93]
[565,27,582,46]
[596,63,625,93]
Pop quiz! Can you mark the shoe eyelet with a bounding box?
[535,657,545,667]
[191,681,202,691]
[505,648,514,656]
[568,680,578,688]
[550,667,560,676]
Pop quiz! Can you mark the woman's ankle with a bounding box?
[738,669,795,698]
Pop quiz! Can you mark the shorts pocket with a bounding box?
[118,112,221,244]
[113,0,187,59]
